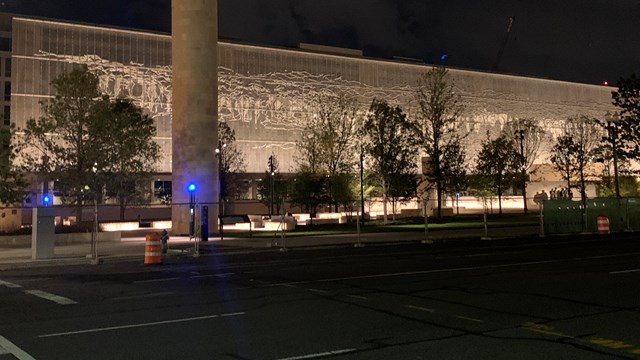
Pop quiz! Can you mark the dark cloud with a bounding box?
[2,0,638,84]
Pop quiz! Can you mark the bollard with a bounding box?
[144,232,163,264]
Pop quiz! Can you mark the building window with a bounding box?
[4,58,10,77]
[3,81,9,101]
[3,105,9,125]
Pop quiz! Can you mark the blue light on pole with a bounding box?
[42,193,52,206]
[187,183,197,193]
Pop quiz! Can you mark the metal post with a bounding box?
[360,148,365,226]
[515,129,527,214]
[540,201,545,238]
[422,199,432,244]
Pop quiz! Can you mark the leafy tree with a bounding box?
[503,118,546,213]
[218,121,247,212]
[295,94,360,212]
[362,98,418,224]
[475,133,520,214]
[550,116,602,219]
[288,172,328,222]
[19,67,160,221]
[101,99,160,220]
[257,154,288,215]
[387,173,417,221]
[415,66,467,219]
[610,73,640,159]
[19,67,108,220]
[440,139,468,208]
[0,124,27,206]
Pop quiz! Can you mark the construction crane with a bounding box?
[493,16,515,71]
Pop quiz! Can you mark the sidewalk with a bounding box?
[0,226,541,269]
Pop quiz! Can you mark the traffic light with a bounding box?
[268,155,274,175]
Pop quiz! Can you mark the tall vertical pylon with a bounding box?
[171,0,219,235]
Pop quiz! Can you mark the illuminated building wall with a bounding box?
[10,16,614,178]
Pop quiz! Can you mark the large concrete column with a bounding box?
[171,0,219,235]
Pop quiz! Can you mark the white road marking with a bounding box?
[405,305,435,313]
[456,315,484,323]
[609,268,640,274]
[133,277,181,283]
[25,290,77,305]
[347,295,368,300]
[276,348,357,360]
[272,253,640,286]
[0,280,22,288]
[0,335,37,360]
[38,312,246,338]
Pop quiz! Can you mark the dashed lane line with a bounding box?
[404,305,435,313]
[38,312,246,338]
[456,315,484,323]
[0,280,22,288]
[347,295,368,300]
[609,268,640,275]
[271,252,640,286]
[276,348,357,360]
[24,290,77,305]
[0,335,36,360]
[108,292,174,301]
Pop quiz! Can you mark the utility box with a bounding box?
[32,207,55,260]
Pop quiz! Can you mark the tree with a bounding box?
[102,99,161,220]
[502,118,546,213]
[288,172,328,222]
[19,67,108,220]
[295,94,360,212]
[257,154,288,215]
[19,67,160,221]
[549,116,602,225]
[218,121,247,211]
[415,66,467,219]
[611,73,640,159]
[475,133,520,214]
[362,98,418,224]
[387,173,417,221]
[0,124,27,206]
[440,138,468,208]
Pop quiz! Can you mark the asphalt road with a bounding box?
[0,234,639,360]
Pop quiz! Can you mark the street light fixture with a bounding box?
[605,111,621,198]
[514,129,527,214]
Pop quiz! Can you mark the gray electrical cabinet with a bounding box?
[32,207,55,260]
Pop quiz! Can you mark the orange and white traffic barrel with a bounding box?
[144,232,163,264]
[596,215,610,235]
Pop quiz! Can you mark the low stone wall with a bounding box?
[0,232,122,246]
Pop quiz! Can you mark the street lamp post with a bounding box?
[514,129,527,214]
[215,141,227,217]
[268,155,275,217]
[605,111,621,198]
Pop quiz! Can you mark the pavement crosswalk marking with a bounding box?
[24,290,77,305]
[0,335,36,360]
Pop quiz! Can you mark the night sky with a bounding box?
[2,0,638,85]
